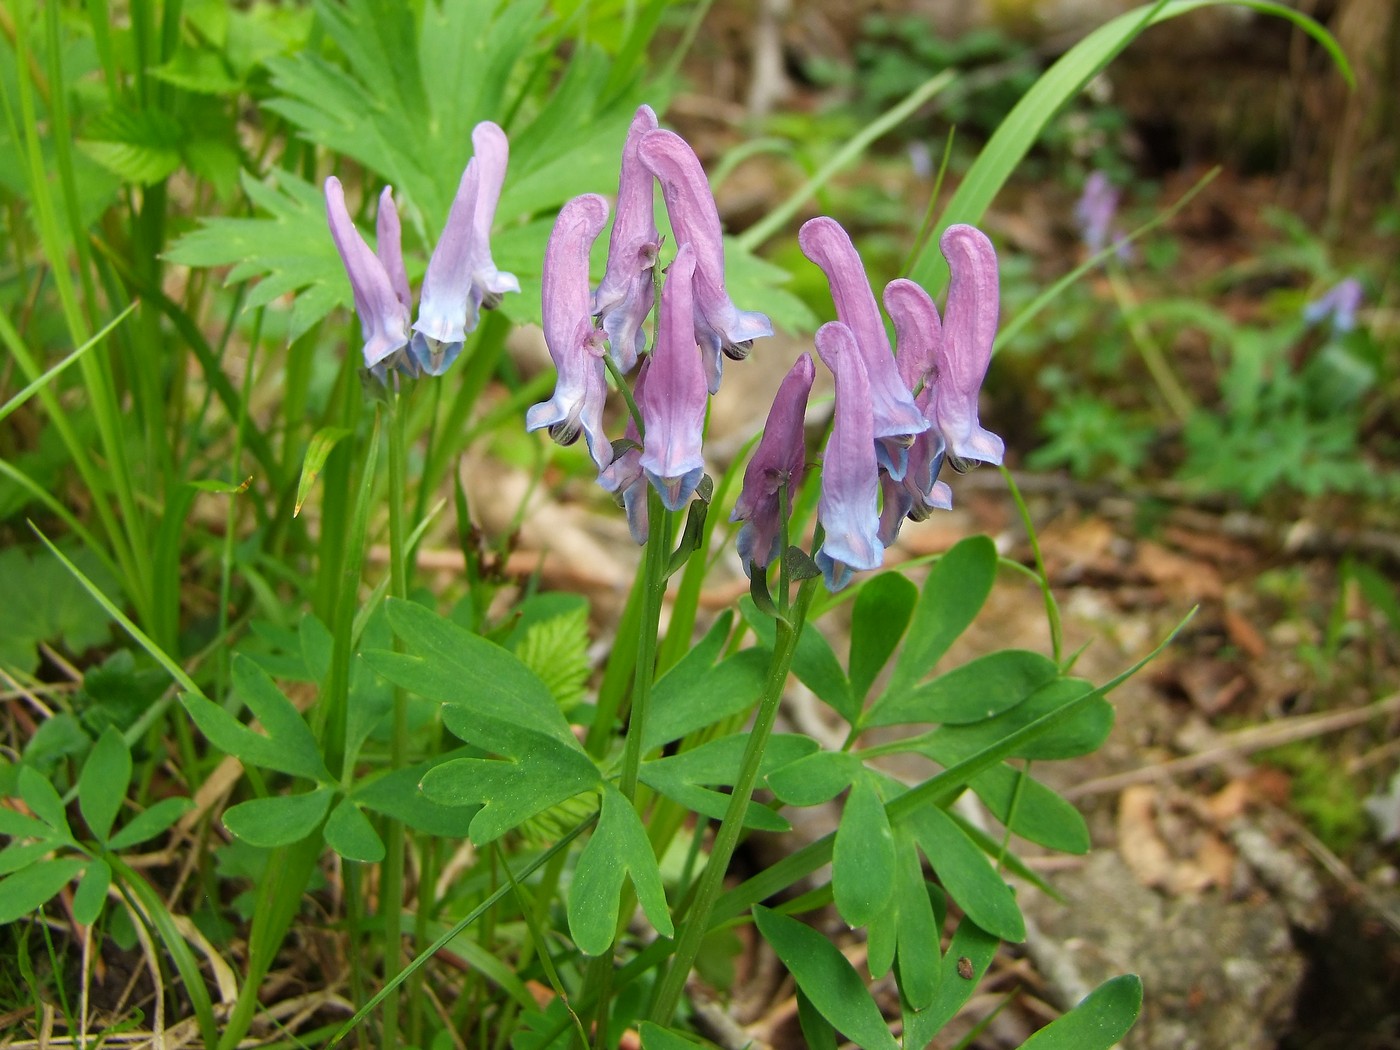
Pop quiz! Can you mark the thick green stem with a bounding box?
[647,578,818,1025]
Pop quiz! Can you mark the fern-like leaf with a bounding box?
[514,605,592,714]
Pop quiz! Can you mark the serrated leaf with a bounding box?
[72,859,111,925]
[295,427,353,516]
[908,804,1024,942]
[78,727,130,845]
[866,650,1059,729]
[0,858,85,923]
[833,774,896,929]
[514,604,591,713]
[1020,974,1143,1049]
[107,797,194,852]
[79,108,186,185]
[222,788,333,847]
[324,797,384,863]
[753,906,900,1050]
[568,783,673,955]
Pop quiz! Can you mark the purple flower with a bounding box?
[594,105,661,374]
[731,353,815,574]
[638,128,773,393]
[325,176,414,380]
[935,225,1004,469]
[1304,278,1363,333]
[1075,171,1126,257]
[813,322,883,591]
[639,244,708,510]
[878,279,952,544]
[411,121,520,375]
[599,359,650,544]
[525,194,612,473]
[798,217,929,481]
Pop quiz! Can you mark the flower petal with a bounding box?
[594,105,660,374]
[325,176,412,378]
[935,224,1004,467]
[638,128,772,393]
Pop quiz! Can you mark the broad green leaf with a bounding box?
[833,774,896,929]
[752,906,900,1050]
[231,657,327,777]
[0,842,55,875]
[891,833,942,1009]
[222,788,334,847]
[639,733,818,833]
[765,750,863,807]
[922,678,1113,763]
[18,766,71,840]
[368,598,578,750]
[324,798,385,863]
[0,804,56,841]
[419,715,600,844]
[908,804,1024,942]
[866,650,1058,729]
[568,783,674,955]
[796,990,839,1050]
[900,918,1000,1048]
[298,613,334,686]
[967,763,1090,854]
[295,427,353,517]
[880,536,997,705]
[0,858,85,923]
[107,797,195,852]
[0,546,119,676]
[643,648,769,752]
[1020,974,1143,1049]
[352,759,478,838]
[78,727,130,845]
[848,572,918,701]
[742,600,857,723]
[181,676,328,782]
[72,859,111,925]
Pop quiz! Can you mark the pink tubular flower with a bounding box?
[731,353,815,575]
[525,194,613,473]
[638,128,773,393]
[411,121,520,375]
[813,322,883,591]
[639,244,708,511]
[798,217,928,481]
[935,225,1004,468]
[598,359,650,544]
[325,176,414,380]
[593,105,661,374]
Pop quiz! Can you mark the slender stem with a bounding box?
[1106,264,1196,424]
[380,386,412,1042]
[647,577,819,1025]
[617,485,670,801]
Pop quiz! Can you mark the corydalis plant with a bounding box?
[325,120,518,382]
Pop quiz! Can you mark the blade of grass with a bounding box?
[0,304,137,424]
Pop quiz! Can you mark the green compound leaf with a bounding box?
[78,727,131,845]
[908,804,1025,943]
[324,797,385,863]
[567,783,674,956]
[753,906,900,1050]
[922,677,1113,763]
[866,650,1059,729]
[848,572,918,702]
[901,917,1001,1048]
[967,763,1090,855]
[72,859,111,926]
[832,773,896,930]
[642,648,769,752]
[888,832,943,1009]
[742,600,858,724]
[0,858,85,924]
[18,766,72,841]
[0,842,56,876]
[765,750,863,808]
[222,787,334,848]
[639,733,818,833]
[368,598,579,750]
[879,535,997,708]
[419,715,600,845]
[107,797,195,852]
[351,759,477,838]
[1020,974,1144,1050]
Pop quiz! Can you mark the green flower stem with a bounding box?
[617,484,671,802]
[380,387,413,1042]
[647,575,819,1026]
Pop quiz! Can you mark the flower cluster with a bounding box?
[325,121,520,382]
[526,106,774,539]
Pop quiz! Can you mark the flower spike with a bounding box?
[325,176,413,380]
[798,217,928,481]
[936,225,1004,468]
[638,128,773,393]
[411,120,520,375]
[525,194,613,473]
[594,105,661,374]
[639,243,708,511]
[731,353,815,575]
[813,322,883,591]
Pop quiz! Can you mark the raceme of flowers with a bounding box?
[325,107,1004,592]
